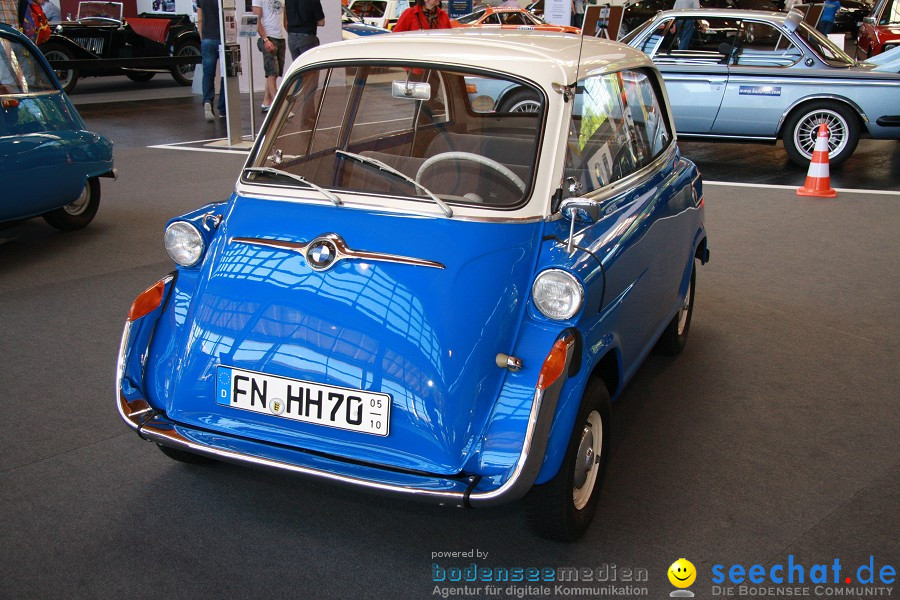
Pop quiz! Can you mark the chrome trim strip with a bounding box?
[232,237,308,253]
[233,233,445,270]
[116,327,576,507]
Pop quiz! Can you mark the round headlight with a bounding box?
[164,221,205,267]
[532,269,584,321]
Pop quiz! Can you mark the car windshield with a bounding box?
[77,1,124,20]
[795,22,855,66]
[0,35,59,95]
[456,10,486,24]
[247,65,544,210]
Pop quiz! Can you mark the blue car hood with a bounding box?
[160,195,544,475]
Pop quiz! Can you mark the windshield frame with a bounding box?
[243,59,549,216]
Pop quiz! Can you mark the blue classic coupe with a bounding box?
[623,9,900,166]
[1,24,114,231]
[116,30,708,541]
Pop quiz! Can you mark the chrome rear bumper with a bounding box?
[117,315,574,508]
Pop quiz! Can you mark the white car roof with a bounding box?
[290,29,653,87]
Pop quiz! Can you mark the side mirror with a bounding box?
[560,198,600,224]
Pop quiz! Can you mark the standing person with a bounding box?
[393,0,450,31]
[283,0,323,61]
[672,0,700,49]
[252,0,285,113]
[36,0,58,23]
[0,0,26,28]
[572,0,584,30]
[197,0,226,121]
[818,0,840,35]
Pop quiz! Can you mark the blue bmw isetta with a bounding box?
[117,30,709,541]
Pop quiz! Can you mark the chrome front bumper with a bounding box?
[117,314,575,508]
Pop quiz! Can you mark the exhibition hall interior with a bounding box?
[1,0,897,598]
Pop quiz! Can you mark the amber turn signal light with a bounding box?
[127,278,167,322]
[536,336,572,391]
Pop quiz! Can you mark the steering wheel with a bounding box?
[415,151,527,194]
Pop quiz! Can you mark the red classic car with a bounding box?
[858,0,900,57]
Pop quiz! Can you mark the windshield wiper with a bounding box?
[335,149,452,218]
[243,166,342,206]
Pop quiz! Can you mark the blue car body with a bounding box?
[0,24,113,227]
[117,30,708,539]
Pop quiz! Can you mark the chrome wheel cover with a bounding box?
[43,50,73,88]
[793,109,848,161]
[572,410,603,510]
[63,182,91,216]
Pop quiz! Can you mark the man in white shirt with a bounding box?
[252,0,286,112]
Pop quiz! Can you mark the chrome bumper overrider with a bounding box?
[117,316,574,508]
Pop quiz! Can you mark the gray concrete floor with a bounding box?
[0,77,898,600]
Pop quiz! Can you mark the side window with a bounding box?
[565,69,671,196]
[883,0,899,25]
[734,21,802,67]
[501,13,529,25]
[637,18,675,56]
[484,13,502,25]
[655,17,740,64]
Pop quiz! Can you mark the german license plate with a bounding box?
[216,366,390,436]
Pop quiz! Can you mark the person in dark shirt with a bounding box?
[197,0,226,121]
[282,0,323,61]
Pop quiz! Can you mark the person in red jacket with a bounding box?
[393,0,450,31]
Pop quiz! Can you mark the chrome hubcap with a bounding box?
[572,410,602,510]
[44,51,73,86]
[63,182,90,216]
[794,109,848,160]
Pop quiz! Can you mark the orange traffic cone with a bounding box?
[796,123,837,198]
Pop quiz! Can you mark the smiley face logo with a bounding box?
[668,558,696,588]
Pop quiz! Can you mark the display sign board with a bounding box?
[447,0,473,19]
[136,0,195,17]
[544,0,570,27]
[239,14,258,37]
[583,4,624,39]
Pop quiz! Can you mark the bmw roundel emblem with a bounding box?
[306,238,338,271]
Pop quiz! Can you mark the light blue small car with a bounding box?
[623,9,900,166]
[0,24,114,230]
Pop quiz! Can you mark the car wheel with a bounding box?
[126,71,156,82]
[524,379,611,542]
[41,43,79,94]
[156,444,216,464]
[655,259,696,356]
[783,100,859,168]
[170,39,201,86]
[498,89,541,113]
[42,178,100,231]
